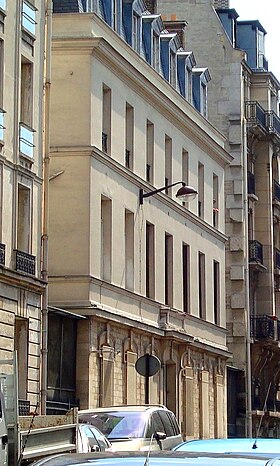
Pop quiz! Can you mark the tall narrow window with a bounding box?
[198,162,204,218]
[165,233,173,306]
[102,84,111,154]
[198,252,206,319]
[15,317,28,399]
[152,32,159,71]
[146,120,154,183]
[182,149,189,207]
[22,0,36,36]
[165,135,172,195]
[125,210,134,291]
[17,184,30,252]
[170,50,176,87]
[146,222,155,299]
[132,12,140,51]
[201,83,207,117]
[182,243,190,313]
[20,58,33,127]
[0,40,3,108]
[213,260,220,325]
[101,196,112,282]
[213,174,219,228]
[113,0,120,32]
[125,103,134,170]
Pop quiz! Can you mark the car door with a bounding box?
[158,411,182,450]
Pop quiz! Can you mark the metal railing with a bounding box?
[248,171,255,195]
[273,179,280,203]
[250,315,275,340]
[245,101,267,130]
[14,249,36,275]
[275,248,280,270]
[102,132,108,153]
[0,243,5,266]
[19,123,35,158]
[249,239,263,264]
[266,111,280,140]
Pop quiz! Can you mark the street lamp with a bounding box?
[139,181,198,205]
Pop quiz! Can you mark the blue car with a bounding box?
[174,438,280,454]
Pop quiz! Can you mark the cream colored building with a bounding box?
[48,2,232,438]
[0,0,45,409]
[155,0,280,437]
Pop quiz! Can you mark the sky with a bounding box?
[230,0,280,82]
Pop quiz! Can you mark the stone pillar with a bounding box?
[215,374,225,437]
[183,366,194,438]
[101,346,114,406]
[126,351,137,404]
[199,370,210,438]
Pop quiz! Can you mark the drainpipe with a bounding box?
[243,111,253,438]
[41,0,52,415]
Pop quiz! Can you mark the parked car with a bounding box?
[174,438,280,454]
[77,424,113,453]
[78,405,183,451]
[30,450,280,465]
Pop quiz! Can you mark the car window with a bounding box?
[79,411,146,439]
[90,426,111,449]
[167,411,180,435]
[80,425,99,450]
[146,412,165,438]
[158,411,174,437]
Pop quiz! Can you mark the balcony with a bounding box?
[248,171,256,195]
[245,101,267,133]
[250,315,276,340]
[249,240,263,265]
[14,249,36,275]
[266,111,280,141]
[19,123,35,159]
[0,243,5,266]
[0,108,5,141]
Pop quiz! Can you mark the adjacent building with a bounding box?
[154,0,280,437]
[48,0,232,438]
[0,0,45,409]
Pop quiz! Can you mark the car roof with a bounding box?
[30,450,280,465]
[78,405,169,414]
[174,438,280,453]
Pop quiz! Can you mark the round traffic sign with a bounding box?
[135,354,161,377]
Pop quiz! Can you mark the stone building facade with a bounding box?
[0,0,45,409]
[155,0,280,437]
[48,1,232,439]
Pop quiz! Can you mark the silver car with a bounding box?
[78,405,183,451]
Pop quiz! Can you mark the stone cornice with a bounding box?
[0,266,46,292]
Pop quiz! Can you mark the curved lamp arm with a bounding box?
[140,182,197,205]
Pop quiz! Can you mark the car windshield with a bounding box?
[78,411,147,439]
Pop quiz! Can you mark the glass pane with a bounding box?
[19,124,34,158]
[0,0,6,10]
[78,411,146,439]
[22,1,36,35]
[0,111,4,141]
[158,411,174,437]
[61,318,77,390]
[47,315,62,391]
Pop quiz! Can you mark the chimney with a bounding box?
[213,0,230,8]
[145,0,157,14]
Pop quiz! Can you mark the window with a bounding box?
[125,210,134,291]
[125,103,134,170]
[17,184,31,252]
[213,260,220,325]
[213,174,219,228]
[146,222,155,299]
[170,50,177,87]
[20,58,33,127]
[186,67,192,103]
[102,84,111,154]
[101,196,112,282]
[257,29,265,68]
[132,12,140,52]
[165,233,173,306]
[15,317,28,399]
[201,83,207,117]
[113,0,120,32]
[198,162,204,218]
[182,243,190,313]
[198,252,206,319]
[165,135,172,195]
[182,149,189,206]
[0,39,3,109]
[146,120,154,183]
[22,0,36,36]
[152,32,159,71]
[0,0,6,11]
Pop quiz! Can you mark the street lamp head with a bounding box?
[175,184,198,202]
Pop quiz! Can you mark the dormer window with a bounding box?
[192,68,211,117]
[152,32,160,71]
[132,12,140,52]
[113,0,121,33]
[257,29,265,69]
[170,50,177,88]
[177,51,196,102]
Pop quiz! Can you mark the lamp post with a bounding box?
[139,181,198,205]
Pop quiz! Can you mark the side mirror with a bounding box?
[90,444,101,452]
[2,435,8,446]
[154,432,166,441]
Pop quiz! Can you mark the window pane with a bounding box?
[22,1,36,35]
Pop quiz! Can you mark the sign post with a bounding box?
[135,354,161,404]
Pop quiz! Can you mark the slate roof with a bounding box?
[53,0,84,13]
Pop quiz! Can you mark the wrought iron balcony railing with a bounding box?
[0,243,5,266]
[248,171,255,195]
[249,239,263,264]
[275,248,280,270]
[250,315,276,340]
[245,101,267,131]
[273,179,280,203]
[14,249,36,275]
[266,111,280,140]
[102,132,108,153]
[19,123,35,158]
